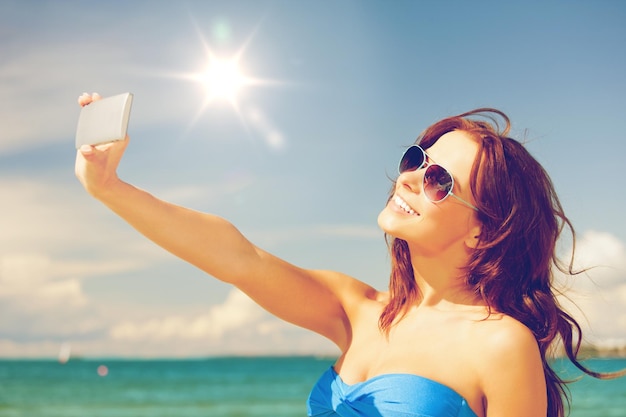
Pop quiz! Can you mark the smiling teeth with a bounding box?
[394,196,416,215]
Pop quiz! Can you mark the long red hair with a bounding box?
[379,108,625,417]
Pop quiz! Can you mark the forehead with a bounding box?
[424,130,479,177]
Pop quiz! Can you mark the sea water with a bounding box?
[0,356,624,417]
[559,357,626,417]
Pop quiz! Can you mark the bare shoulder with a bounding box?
[478,314,539,356]
[471,313,547,416]
[470,313,542,373]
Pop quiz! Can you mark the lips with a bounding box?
[393,195,418,216]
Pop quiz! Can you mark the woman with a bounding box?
[75,94,621,417]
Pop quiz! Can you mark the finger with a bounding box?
[78,142,112,164]
[77,92,102,107]
[77,93,92,106]
[93,141,119,152]
[79,144,96,157]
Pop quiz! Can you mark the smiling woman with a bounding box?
[74,101,626,417]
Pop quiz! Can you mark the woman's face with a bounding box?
[378,130,481,256]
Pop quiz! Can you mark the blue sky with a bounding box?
[1,1,625,358]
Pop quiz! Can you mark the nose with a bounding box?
[398,167,424,195]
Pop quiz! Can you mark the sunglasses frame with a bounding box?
[399,145,479,212]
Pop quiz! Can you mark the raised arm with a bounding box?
[74,94,368,350]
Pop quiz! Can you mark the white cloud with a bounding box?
[0,253,86,309]
[0,284,339,358]
[572,230,626,286]
[5,176,621,358]
[0,251,146,310]
[0,175,346,357]
[109,288,264,341]
[0,177,168,354]
[0,178,139,314]
[0,177,164,257]
[557,230,626,346]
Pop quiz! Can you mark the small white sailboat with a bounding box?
[58,342,71,364]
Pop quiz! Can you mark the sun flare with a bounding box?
[197,58,247,103]
[165,19,287,150]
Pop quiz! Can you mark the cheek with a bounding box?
[377,198,476,252]
[432,218,468,244]
[406,207,474,249]
[435,207,475,238]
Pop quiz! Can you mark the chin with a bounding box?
[377,208,390,231]
[377,208,402,238]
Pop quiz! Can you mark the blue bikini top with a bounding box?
[307,366,479,417]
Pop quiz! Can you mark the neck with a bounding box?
[407,243,482,308]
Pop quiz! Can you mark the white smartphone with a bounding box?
[75,92,133,149]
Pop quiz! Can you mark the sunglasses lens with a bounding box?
[424,165,453,202]
[399,146,425,173]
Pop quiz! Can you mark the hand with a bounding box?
[75,93,129,198]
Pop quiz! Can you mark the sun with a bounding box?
[174,19,273,115]
[163,19,287,149]
[195,57,249,105]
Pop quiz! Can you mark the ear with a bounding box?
[464,224,481,249]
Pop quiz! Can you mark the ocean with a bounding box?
[0,356,624,417]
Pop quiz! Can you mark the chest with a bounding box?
[334,305,485,416]
[307,367,480,417]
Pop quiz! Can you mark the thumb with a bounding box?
[79,144,95,157]
[79,140,119,160]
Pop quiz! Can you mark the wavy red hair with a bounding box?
[379,108,625,417]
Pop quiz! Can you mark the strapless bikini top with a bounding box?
[307,366,479,417]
